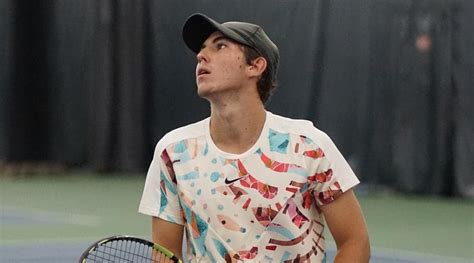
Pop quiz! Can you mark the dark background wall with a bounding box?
[1,0,472,197]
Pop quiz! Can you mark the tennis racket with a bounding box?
[79,235,182,263]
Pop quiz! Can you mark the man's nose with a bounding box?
[196,49,208,63]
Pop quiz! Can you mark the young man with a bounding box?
[139,13,370,262]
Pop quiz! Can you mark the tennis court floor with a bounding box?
[1,174,473,262]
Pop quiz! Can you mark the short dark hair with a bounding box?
[243,46,277,103]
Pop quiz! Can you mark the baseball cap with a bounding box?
[182,13,279,80]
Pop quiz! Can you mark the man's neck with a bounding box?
[209,97,266,155]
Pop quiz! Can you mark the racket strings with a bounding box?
[85,240,168,262]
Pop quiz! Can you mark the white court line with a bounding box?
[325,241,473,263]
[1,206,101,227]
[0,235,148,245]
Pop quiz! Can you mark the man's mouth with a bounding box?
[197,68,210,76]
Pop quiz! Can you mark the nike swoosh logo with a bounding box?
[224,177,243,184]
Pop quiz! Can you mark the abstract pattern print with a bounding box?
[139,112,359,262]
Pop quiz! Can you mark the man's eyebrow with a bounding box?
[200,36,231,50]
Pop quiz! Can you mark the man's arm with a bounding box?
[321,189,370,263]
[152,216,184,260]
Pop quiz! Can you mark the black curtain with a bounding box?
[452,0,474,197]
[1,0,472,197]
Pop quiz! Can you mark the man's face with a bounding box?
[195,31,250,100]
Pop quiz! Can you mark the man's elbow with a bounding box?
[361,234,371,262]
[335,233,371,263]
[353,230,371,262]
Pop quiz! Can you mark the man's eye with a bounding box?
[217,43,227,49]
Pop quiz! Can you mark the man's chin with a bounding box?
[197,87,213,99]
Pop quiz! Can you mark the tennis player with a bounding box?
[139,13,370,262]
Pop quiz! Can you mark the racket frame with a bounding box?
[79,235,182,263]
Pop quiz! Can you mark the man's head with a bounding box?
[182,13,279,103]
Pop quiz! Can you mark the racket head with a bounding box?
[79,235,181,263]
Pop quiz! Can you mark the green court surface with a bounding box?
[1,173,473,262]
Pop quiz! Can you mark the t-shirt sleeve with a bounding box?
[305,131,360,207]
[138,144,185,225]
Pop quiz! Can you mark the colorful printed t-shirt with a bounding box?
[139,111,359,262]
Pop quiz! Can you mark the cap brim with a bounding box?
[182,13,248,53]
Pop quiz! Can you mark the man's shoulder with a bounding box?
[270,112,313,127]
[155,118,208,153]
[269,112,328,140]
[270,114,332,146]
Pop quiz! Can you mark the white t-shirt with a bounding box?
[139,111,359,262]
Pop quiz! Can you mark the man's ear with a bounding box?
[248,57,267,78]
